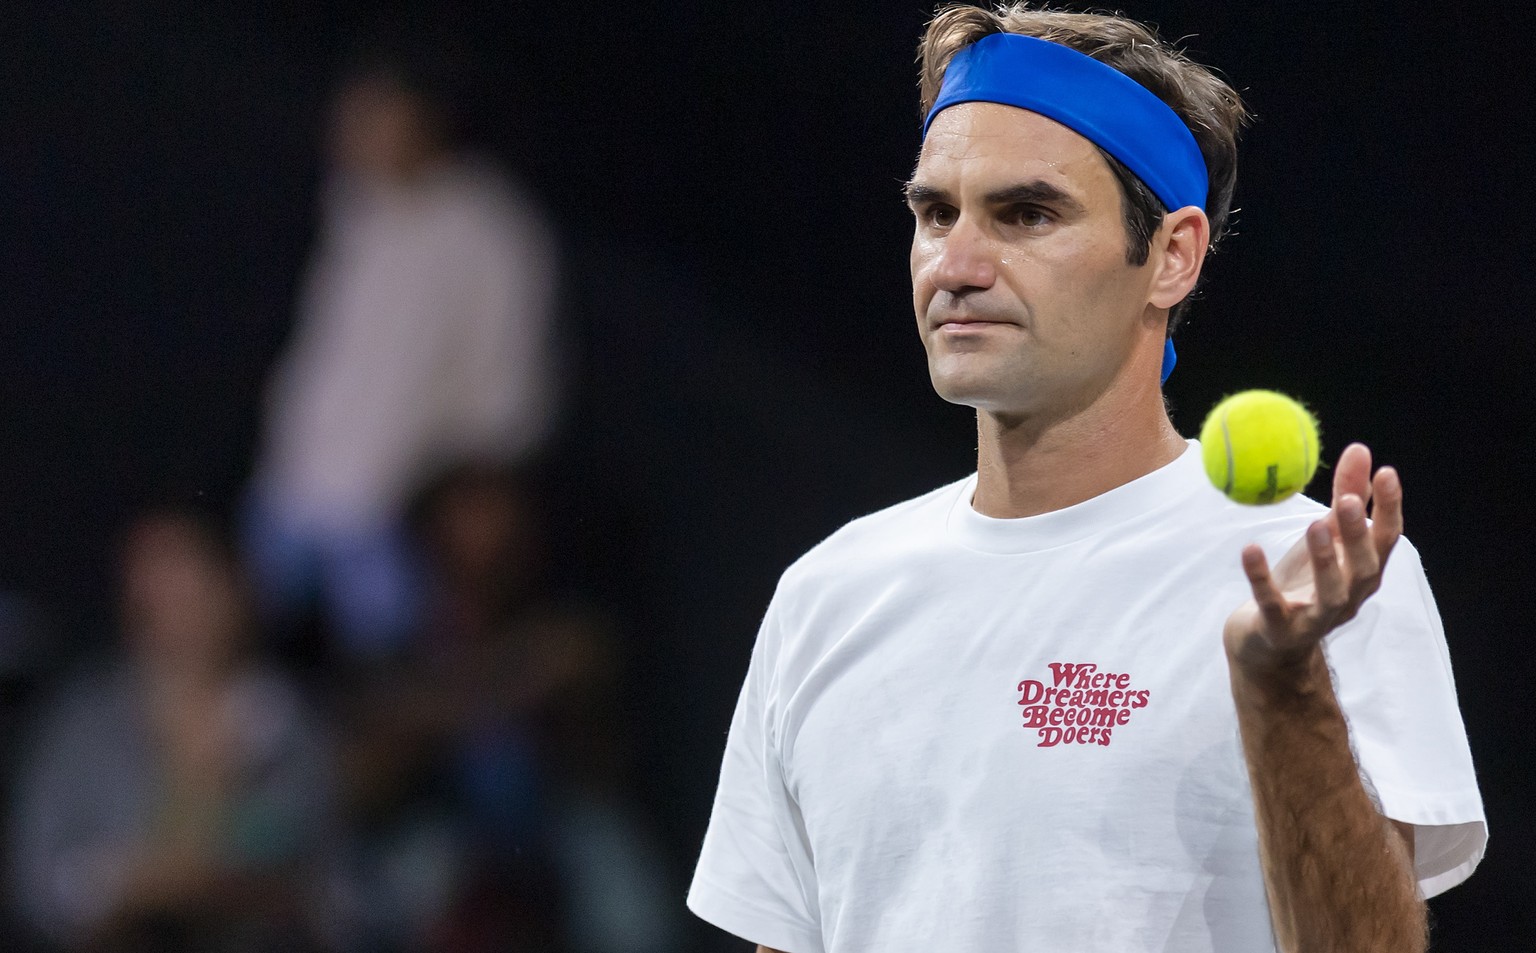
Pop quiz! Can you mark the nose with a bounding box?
[926,216,998,295]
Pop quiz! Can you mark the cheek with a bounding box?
[1031,237,1131,306]
[909,237,932,308]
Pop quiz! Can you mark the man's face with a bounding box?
[327,75,439,182]
[908,102,1161,418]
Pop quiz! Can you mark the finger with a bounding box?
[1334,491,1379,588]
[1307,520,1349,613]
[1369,465,1404,564]
[1332,442,1373,508]
[1241,544,1291,627]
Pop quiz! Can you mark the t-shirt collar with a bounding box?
[946,440,1205,555]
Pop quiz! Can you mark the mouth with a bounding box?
[934,317,1014,333]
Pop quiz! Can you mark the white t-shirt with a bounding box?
[688,442,1485,953]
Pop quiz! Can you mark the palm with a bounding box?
[1223,443,1403,669]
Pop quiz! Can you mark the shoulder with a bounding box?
[1149,458,1328,554]
[1192,488,1429,582]
[1180,476,1434,609]
[787,477,966,569]
[433,157,548,238]
[772,475,969,609]
[13,660,143,784]
[1213,491,1327,549]
[31,660,135,734]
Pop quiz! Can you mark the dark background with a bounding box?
[2,1,1530,949]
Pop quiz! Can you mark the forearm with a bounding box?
[1230,644,1424,953]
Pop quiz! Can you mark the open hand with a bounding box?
[1224,442,1403,673]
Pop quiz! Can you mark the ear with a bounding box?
[1147,206,1211,310]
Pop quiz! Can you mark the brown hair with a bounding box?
[918,4,1249,331]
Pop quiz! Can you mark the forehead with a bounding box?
[915,102,1117,200]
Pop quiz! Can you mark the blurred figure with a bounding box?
[245,38,558,660]
[334,462,679,953]
[7,507,337,952]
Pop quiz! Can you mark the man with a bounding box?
[687,5,1485,952]
[245,44,557,659]
[9,507,336,949]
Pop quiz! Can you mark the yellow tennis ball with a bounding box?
[1199,390,1320,505]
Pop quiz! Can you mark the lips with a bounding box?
[935,316,1012,332]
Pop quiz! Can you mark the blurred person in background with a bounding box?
[333,462,679,953]
[7,506,337,952]
[244,33,559,662]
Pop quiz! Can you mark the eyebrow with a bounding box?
[902,179,1086,215]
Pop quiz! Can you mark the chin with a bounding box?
[930,372,1016,411]
[927,353,1016,404]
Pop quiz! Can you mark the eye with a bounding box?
[1008,204,1051,227]
[923,205,958,228]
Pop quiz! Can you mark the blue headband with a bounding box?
[924,33,1208,211]
[923,32,1201,384]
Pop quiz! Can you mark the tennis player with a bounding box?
[688,5,1485,952]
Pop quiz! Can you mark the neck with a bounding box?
[971,372,1185,519]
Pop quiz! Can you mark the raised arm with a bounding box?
[1224,443,1425,952]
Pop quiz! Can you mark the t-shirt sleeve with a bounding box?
[688,596,824,953]
[1325,538,1487,898]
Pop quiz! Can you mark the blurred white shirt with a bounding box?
[256,156,557,531]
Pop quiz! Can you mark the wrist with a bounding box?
[1226,640,1333,710]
